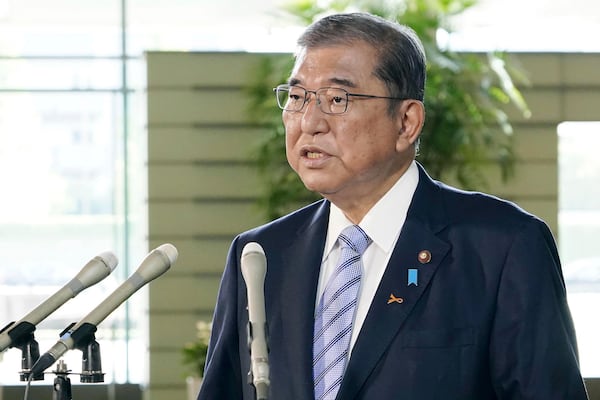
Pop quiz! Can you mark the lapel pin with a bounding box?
[408,269,418,286]
[387,294,404,304]
[418,250,432,264]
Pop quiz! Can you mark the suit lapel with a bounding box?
[278,201,330,398]
[337,165,451,399]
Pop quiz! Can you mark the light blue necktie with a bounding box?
[313,225,372,400]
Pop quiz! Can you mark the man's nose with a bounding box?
[301,94,328,134]
[303,91,325,113]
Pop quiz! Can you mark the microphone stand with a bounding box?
[48,333,104,400]
[16,323,105,400]
[52,360,73,400]
[246,321,270,400]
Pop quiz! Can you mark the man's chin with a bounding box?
[300,179,329,195]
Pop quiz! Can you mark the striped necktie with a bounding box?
[313,224,372,400]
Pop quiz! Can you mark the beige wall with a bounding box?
[145,51,600,400]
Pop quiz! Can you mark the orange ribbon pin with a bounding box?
[387,294,404,304]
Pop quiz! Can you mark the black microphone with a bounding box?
[29,243,178,375]
[241,242,269,400]
[0,251,118,352]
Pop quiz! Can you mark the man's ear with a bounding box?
[396,100,425,148]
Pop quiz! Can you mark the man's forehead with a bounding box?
[289,44,377,87]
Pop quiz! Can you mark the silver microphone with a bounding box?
[30,243,177,375]
[0,251,118,352]
[241,242,270,400]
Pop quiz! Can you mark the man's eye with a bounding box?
[332,96,344,104]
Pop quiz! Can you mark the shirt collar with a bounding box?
[325,160,419,256]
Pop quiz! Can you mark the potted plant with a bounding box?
[181,320,212,400]
[247,0,530,220]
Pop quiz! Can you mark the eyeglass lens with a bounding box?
[276,86,349,114]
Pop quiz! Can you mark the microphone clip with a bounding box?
[7,321,45,382]
[53,322,104,383]
[60,322,105,383]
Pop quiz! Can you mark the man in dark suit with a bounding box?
[198,12,588,400]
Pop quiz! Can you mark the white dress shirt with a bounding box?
[316,160,419,353]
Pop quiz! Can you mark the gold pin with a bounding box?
[418,250,432,264]
[387,294,404,304]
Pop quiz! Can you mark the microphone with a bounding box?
[0,251,118,352]
[29,243,178,375]
[241,242,270,400]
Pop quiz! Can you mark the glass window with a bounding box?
[0,59,122,90]
[0,87,147,383]
[0,0,145,385]
[558,121,600,377]
[125,0,299,54]
[448,0,600,51]
[0,0,122,57]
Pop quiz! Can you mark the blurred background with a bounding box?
[0,0,599,399]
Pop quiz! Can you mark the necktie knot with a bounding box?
[338,225,371,256]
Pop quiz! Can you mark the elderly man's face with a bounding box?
[282,41,418,218]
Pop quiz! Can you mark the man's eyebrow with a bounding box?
[329,77,356,88]
[287,77,357,88]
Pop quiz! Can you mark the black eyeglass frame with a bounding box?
[273,84,410,115]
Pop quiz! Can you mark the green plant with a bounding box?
[247,0,530,220]
[181,320,212,378]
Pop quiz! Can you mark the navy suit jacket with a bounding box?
[198,164,588,400]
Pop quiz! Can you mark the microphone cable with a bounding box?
[23,372,33,400]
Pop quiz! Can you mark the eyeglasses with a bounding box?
[273,84,409,115]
